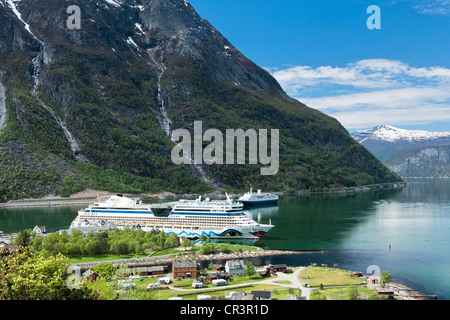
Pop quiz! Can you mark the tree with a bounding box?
[219,244,230,253]
[181,238,194,251]
[93,263,116,282]
[111,240,129,255]
[381,271,392,284]
[165,233,180,249]
[245,262,256,278]
[14,230,31,249]
[0,248,100,300]
[200,243,213,255]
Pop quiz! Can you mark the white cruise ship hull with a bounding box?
[70,218,273,239]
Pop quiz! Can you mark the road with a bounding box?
[258,267,314,299]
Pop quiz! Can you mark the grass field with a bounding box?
[298,267,364,288]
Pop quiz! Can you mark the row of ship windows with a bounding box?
[83,213,251,223]
[81,216,247,226]
[87,210,244,216]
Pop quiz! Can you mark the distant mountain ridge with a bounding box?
[352,125,450,178]
[353,125,450,143]
[352,125,450,161]
[384,145,450,178]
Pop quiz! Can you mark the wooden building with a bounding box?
[121,265,168,277]
[266,264,287,273]
[172,260,200,278]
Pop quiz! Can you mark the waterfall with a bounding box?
[3,0,86,161]
[147,49,214,185]
[148,50,172,138]
[0,82,6,133]
[31,53,87,162]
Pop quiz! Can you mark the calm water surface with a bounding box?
[244,178,450,300]
[1,178,449,299]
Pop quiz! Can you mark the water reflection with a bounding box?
[243,205,279,223]
[258,187,404,250]
[0,205,81,233]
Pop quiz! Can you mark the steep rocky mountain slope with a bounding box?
[0,0,401,201]
[384,145,450,178]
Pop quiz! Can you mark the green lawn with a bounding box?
[299,267,364,288]
[68,253,149,263]
[310,287,380,300]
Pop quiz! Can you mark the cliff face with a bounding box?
[0,0,401,201]
[385,146,450,178]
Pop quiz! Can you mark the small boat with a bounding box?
[238,188,278,206]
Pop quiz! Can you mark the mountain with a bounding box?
[384,146,450,178]
[352,125,450,161]
[0,0,402,202]
[351,125,450,178]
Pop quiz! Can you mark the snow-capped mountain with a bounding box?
[351,125,450,177]
[351,125,450,161]
[353,125,450,144]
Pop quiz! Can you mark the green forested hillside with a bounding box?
[0,0,402,202]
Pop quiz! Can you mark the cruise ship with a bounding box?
[238,188,279,206]
[70,194,274,239]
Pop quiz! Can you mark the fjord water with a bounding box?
[245,178,450,300]
[0,178,449,299]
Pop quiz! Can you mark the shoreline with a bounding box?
[72,248,321,269]
[0,182,407,208]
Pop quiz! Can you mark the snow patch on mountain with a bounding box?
[353,125,450,143]
[104,0,122,8]
[4,0,42,43]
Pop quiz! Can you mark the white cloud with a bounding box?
[412,0,450,15]
[271,59,450,129]
[272,59,450,95]
[383,0,450,16]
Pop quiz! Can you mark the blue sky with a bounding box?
[189,0,450,132]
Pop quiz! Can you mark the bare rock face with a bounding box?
[385,146,450,178]
[0,2,40,51]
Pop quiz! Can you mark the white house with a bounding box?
[33,226,46,237]
[225,260,245,276]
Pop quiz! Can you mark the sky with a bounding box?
[189,0,450,132]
